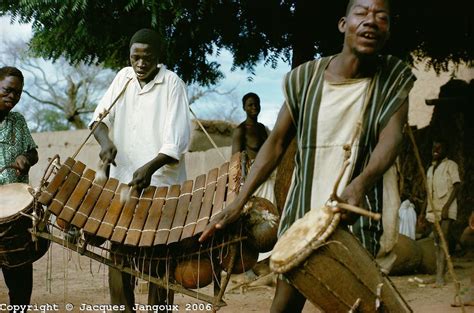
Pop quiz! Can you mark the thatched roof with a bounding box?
[189,119,237,152]
[192,119,237,136]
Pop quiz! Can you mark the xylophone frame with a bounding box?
[33,152,249,311]
[35,209,243,310]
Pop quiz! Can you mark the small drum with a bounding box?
[0,183,49,268]
[270,206,411,313]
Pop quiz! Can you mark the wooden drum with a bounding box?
[270,206,412,313]
[0,183,49,268]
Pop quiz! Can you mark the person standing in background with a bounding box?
[424,140,460,287]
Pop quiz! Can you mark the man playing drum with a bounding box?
[90,29,191,312]
[201,0,415,311]
[0,66,39,307]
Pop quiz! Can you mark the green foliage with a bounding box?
[1,0,472,86]
[33,109,72,132]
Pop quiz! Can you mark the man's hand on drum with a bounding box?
[199,198,244,243]
[335,177,367,225]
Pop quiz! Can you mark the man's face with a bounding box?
[244,97,261,118]
[129,43,159,83]
[432,142,446,161]
[339,0,390,57]
[0,76,23,114]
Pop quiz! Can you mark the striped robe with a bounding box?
[279,55,415,256]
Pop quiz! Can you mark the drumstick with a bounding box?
[120,185,136,204]
[95,161,108,184]
[336,202,381,221]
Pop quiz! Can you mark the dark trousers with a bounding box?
[2,263,33,309]
[109,245,174,313]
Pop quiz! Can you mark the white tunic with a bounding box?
[426,158,460,222]
[91,65,191,187]
[309,78,370,209]
[398,199,417,240]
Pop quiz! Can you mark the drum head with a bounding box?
[270,205,336,274]
[0,183,34,221]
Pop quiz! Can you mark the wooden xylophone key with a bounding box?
[180,174,206,240]
[124,186,157,246]
[193,168,218,235]
[110,188,140,244]
[153,185,181,246]
[70,175,108,228]
[210,162,229,221]
[139,186,168,247]
[167,180,193,245]
[57,169,95,225]
[83,178,119,236]
[48,161,86,216]
[38,157,76,206]
[96,183,128,240]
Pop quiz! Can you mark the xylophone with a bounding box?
[33,152,256,308]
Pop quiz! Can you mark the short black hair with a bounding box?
[0,66,24,84]
[242,92,260,108]
[345,0,391,16]
[129,28,160,52]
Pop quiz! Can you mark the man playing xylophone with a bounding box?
[200,0,415,312]
[90,29,191,313]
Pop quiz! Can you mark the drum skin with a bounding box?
[0,183,50,268]
[174,257,213,289]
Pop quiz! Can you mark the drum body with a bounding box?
[270,206,411,313]
[0,183,49,268]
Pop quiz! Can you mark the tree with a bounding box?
[0,39,115,131]
[1,1,471,87]
[188,84,243,123]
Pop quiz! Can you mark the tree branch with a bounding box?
[76,108,95,114]
[23,90,64,110]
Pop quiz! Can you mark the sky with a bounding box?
[0,16,290,129]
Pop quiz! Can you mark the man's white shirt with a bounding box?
[91,65,191,187]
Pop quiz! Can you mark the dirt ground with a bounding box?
[1,235,473,313]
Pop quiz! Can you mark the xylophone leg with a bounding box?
[212,243,237,312]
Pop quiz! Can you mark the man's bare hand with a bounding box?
[199,200,243,243]
[12,155,31,175]
[99,141,117,166]
[441,207,449,220]
[334,177,367,224]
[129,164,153,190]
